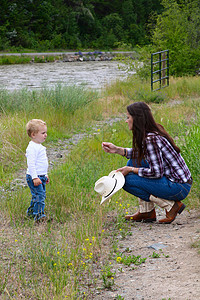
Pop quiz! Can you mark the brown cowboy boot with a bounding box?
[125,198,156,222]
[159,201,186,224]
[149,195,186,224]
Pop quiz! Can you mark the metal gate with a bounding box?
[151,50,169,91]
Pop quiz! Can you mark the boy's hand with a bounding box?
[33,178,42,186]
[46,176,50,184]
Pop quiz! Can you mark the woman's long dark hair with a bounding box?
[127,102,180,164]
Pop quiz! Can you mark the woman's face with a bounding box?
[126,112,133,130]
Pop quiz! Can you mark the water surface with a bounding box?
[0,61,134,91]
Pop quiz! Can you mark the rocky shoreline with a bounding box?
[60,51,136,63]
[29,51,136,63]
[0,51,137,64]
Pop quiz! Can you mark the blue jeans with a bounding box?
[123,159,192,202]
[26,174,47,220]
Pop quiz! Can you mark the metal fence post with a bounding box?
[151,50,169,91]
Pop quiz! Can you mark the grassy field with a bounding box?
[0,76,200,299]
[0,54,61,65]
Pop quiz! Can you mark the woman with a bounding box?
[102,102,192,224]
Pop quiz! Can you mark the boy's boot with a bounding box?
[125,198,156,222]
[149,195,186,224]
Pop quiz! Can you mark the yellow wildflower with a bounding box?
[116,257,122,263]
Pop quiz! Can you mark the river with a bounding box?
[0,60,134,91]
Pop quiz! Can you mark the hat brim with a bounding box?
[100,170,125,205]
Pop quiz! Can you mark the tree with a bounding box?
[152,0,200,76]
[0,0,166,50]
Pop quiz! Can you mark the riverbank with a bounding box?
[0,51,137,65]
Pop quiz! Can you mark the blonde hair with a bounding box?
[26,119,46,137]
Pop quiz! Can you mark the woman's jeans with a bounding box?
[123,159,192,202]
[26,174,47,220]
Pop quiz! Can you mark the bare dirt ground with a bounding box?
[94,208,200,300]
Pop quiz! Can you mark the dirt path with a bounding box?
[94,208,200,300]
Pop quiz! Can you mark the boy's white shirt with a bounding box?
[26,140,48,179]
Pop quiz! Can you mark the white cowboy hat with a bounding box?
[94,170,125,205]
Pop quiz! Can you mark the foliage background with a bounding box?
[0,0,163,50]
[1,0,200,76]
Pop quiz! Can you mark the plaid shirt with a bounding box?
[126,133,191,183]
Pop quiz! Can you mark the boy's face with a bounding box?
[31,125,47,144]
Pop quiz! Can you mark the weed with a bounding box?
[159,249,170,258]
[116,253,147,266]
[191,240,200,254]
[118,267,123,273]
[101,265,116,289]
[136,90,167,104]
[116,295,125,300]
[150,251,161,258]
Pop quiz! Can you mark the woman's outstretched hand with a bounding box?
[102,142,117,153]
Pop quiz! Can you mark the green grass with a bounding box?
[0,55,60,65]
[104,75,200,102]
[0,85,99,181]
[0,84,98,115]
[0,75,200,298]
[115,253,147,266]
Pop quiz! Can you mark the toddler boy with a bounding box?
[25,119,49,221]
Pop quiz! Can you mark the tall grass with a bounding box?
[0,84,97,114]
[104,75,200,103]
[0,85,99,181]
[0,55,58,65]
[178,112,200,205]
[0,55,31,64]
[0,76,200,298]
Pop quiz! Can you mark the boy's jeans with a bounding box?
[26,174,47,220]
[123,159,192,202]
